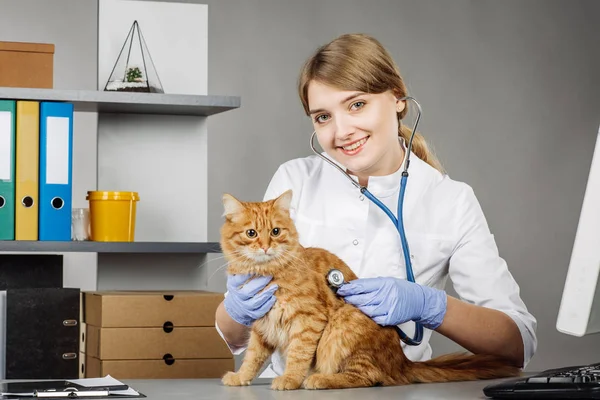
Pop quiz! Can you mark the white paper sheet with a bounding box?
[46,116,70,185]
[0,112,12,181]
[67,375,140,396]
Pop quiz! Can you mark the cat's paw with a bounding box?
[303,373,329,390]
[221,371,251,386]
[271,375,303,390]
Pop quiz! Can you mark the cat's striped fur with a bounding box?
[219,190,521,390]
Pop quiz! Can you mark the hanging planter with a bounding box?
[104,20,164,93]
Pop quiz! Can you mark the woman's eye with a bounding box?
[271,228,280,236]
[315,114,330,124]
[246,229,257,238]
[350,101,365,110]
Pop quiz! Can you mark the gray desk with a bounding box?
[122,377,521,400]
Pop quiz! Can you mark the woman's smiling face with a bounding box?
[307,80,405,184]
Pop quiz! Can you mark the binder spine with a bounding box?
[39,101,74,241]
[0,100,16,240]
[15,100,40,241]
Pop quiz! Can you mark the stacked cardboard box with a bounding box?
[80,290,234,379]
[0,41,54,88]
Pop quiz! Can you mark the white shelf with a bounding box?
[0,241,222,254]
[0,87,240,116]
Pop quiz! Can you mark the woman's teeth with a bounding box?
[342,137,367,151]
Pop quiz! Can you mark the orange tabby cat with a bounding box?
[219,190,521,390]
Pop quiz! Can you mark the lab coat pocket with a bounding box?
[293,213,357,264]
[398,232,453,287]
[293,213,322,248]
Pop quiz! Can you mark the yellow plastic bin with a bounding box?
[86,191,140,242]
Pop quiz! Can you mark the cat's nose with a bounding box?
[261,247,269,254]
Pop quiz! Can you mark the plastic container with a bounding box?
[72,208,90,241]
[86,191,140,242]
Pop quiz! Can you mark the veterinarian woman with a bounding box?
[214,33,537,377]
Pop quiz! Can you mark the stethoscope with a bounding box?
[311,96,424,346]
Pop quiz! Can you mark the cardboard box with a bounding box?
[80,290,233,379]
[83,355,234,379]
[0,41,54,88]
[82,290,224,327]
[83,325,233,360]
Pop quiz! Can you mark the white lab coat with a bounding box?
[216,143,537,377]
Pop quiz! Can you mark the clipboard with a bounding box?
[34,388,110,398]
[0,378,145,399]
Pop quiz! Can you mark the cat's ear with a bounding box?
[274,189,293,212]
[222,193,244,218]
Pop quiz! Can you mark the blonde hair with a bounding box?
[298,33,445,174]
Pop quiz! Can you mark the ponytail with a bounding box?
[398,124,445,174]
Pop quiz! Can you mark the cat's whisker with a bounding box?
[206,261,232,283]
[279,249,306,266]
[195,254,228,270]
[206,252,247,283]
[271,255,286,270]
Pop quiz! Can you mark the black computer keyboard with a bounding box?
[483,362,600,399]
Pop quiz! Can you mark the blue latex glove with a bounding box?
[336,277,447,330]
[224,274,278,326]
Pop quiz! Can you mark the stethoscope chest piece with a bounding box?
[327,268,345,292]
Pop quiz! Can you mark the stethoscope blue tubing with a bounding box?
[360,174,423,346]
[309,96,424,346]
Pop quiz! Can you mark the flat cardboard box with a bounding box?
[84,325,233,360]
[0,41,54,88]
[83,354,234,379]
[82,290,224,328]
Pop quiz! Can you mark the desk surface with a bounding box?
[122,377,517,400]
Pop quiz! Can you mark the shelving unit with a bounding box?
[0,1,233,381]
[0,3,231,295]
[0,87,238,260]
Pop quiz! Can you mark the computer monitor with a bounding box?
[556,125,600,337]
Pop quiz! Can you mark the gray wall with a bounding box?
[0,0,99,290]
[202,0,600,372]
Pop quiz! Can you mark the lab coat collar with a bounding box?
[366,137,410,197]
[320,137,416,198]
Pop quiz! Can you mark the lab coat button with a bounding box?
[353,239,359,245]
[359,195,365,201]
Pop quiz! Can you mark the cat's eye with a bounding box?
[246,229,257,238]
[271,228,280,237]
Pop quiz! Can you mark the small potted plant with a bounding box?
[126,67,143,83]
[105,65,161,92]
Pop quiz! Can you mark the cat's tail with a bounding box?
[404,352,522,384]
